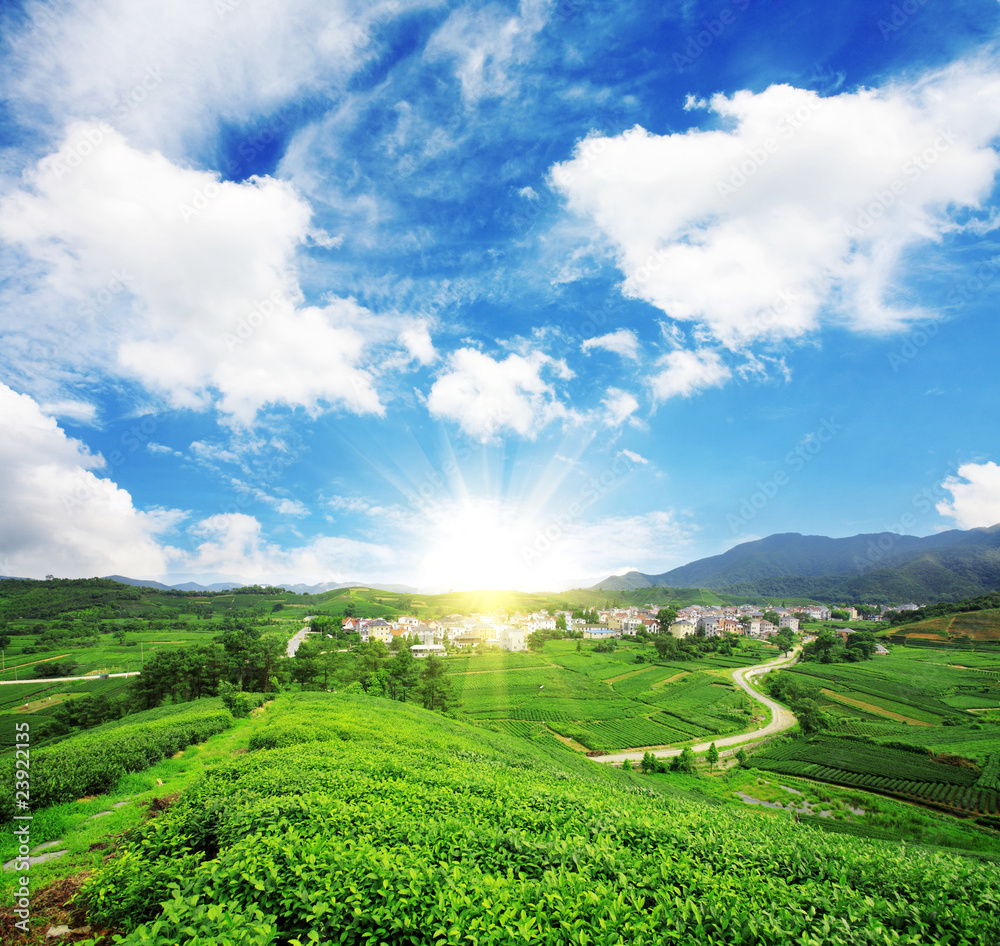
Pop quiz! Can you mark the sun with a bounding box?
[416,498,578,592]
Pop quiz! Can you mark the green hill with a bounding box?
[32,693,1000,945]
[595,526,1000,604]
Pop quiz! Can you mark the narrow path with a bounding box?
[592,646,801,765]
[0,670,140,685]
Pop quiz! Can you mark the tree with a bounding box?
[555,614,567,631]
[640,751,656,774]
[656,608,678,634]
[0,633,11,652]
[762,611,781,627]
[419,655,454,712]
[812,629,839,664]
[671,746,695,774]
[791,697,827,734]
[653,634,679,661]
[774,628,794,656]
[706,742,719,773]
[735,747,749,767]
[387,644,420,702]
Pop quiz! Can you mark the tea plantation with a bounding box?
[71,693,1000,945]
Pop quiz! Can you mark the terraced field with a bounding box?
[445,641,770,752]
[753,735,1000,817]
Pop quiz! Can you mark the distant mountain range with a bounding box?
[593,525,1000,604]
[102,575,419,595]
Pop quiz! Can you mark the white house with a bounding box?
[499,626,528,652]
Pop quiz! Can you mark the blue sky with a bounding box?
[1,0,1000,591]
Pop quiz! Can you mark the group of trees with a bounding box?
[802,629,879,664]
[300,638,455,712]
[764,672,828,734]
[884,593,1000,626]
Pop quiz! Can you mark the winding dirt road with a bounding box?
[591,646,801,765]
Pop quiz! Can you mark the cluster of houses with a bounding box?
[336,600,920,656]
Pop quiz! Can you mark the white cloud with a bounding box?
[551,60,1000,350]
[0,383,183,578]
[398,322,437,365]
[620,448,648,465]
[602,388,641,427]
[3,0,415,157]
[650,349,731,402]
[937,461,1000,529]
[0,124,431,424]
[427,347,574,441]
[275,498,311,517]
[581,329,640,360]
[425,0,550,104]
[182,512,394,583]
[37,399,98,425]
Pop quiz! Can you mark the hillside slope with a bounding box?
[595,526,1000,602]
[75,692,1000,945]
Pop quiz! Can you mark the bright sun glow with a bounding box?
[416,498,581,592]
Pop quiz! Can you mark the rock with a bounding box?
[46,925,71,938]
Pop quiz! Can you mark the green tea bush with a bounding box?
[80,694,1000,945]
[0,700,232,822]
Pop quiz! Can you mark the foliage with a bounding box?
[0,700,232,822]
[219,683,270,718]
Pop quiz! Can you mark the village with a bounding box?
[338,600,920,656]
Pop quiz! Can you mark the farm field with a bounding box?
[751,735,1000,819]
[444,639,773,752]
[4,692,997,945]
[749,644,1000,821]
[886,608,1000,642]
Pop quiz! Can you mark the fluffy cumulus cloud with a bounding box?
[937,461,1000,530]
[0,124,428,424]
[581,329,640,359]
[551,60,1000,350]
[427,348,575,441]
[650,349,731,402]
[0,383,183,578]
